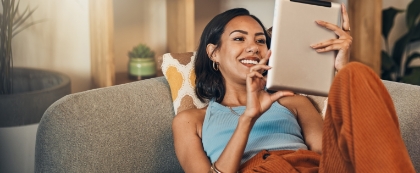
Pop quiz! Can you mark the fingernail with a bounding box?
[310,44,315,47]
[315,20,321,24]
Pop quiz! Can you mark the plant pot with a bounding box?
[128,57,156,80]
[0,67,71,173]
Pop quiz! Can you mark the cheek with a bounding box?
[221,44,242,58]
[260,48,268,57]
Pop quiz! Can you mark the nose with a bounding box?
[246,43,259,54]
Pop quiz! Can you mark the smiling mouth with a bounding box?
[240,59,259,65]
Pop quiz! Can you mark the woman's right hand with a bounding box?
[244,50,294,120]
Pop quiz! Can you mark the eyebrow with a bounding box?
[229,30,265,36]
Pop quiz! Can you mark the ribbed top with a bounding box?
[202,100,307,164]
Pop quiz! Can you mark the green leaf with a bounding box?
[401,67,420,85]
[381,50,396,80]
[405,52,420,68]
[382,7,404,41]
[382,50,395,70]
[406,0,420,29]
[128,44,155,58]
[392,33,409,67]
[404,52,420,75]
[409,21,420,43]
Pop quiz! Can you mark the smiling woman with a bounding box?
[172,7,415,173]
[194,12,271,103]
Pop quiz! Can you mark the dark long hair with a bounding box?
[195,8,271,103]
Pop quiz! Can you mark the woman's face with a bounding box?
[209,15,268,84]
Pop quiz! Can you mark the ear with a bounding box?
[206,43,220,62]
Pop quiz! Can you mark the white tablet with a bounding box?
[266,0,342,96]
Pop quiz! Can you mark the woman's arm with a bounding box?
[280,95,323,154]
[173,108,257,173]
[212,115,256,173]
[172,109,211,172]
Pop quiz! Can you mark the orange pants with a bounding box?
[239,62,416,173]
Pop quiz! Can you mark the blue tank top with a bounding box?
[202,100,307,164]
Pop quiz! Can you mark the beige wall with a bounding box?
[113,0,167,73]
[194,0,221,48]
[220,0,276,27]
[12,0,91,93]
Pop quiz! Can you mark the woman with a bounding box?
[172,5,415,173]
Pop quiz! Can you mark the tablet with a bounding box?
[265,0,341,96]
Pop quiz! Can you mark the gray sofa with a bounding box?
[35,76,420,172]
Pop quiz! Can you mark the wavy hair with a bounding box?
[195,8,271,103]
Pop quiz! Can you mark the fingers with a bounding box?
[246,70,267,91]
[341,3,351,32]
[247,71,265,79]
[315,20,348,37]
[310,39,352,52]
[316,4,351,36]
[259,49,271,65]
[311,39,345,48]
[250,64,271,73]
[313,43,349,53]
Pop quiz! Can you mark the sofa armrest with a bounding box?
[383,80,420,171]
[35,77,183,172]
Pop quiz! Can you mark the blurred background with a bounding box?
[9,0,419,94]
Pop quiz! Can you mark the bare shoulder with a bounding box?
[277,95,314,115]
[172,107,207,137]
[173,107,207,124]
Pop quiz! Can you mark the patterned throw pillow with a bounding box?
[161,52,208,114]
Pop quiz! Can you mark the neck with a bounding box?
[220,80,247,107]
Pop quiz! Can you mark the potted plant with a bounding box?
[1,0,38,94]
[127,43,156,80]
[0,1,71,172]
[381,0,420,85]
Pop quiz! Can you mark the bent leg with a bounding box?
[320,62,415,173]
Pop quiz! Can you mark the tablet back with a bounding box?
[266,0,341,96]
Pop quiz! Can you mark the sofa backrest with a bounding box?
[36,77,183,172]
[35,77,420,172]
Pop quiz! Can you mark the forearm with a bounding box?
[214,116,256,173]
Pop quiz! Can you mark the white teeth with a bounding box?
[240,59,258,65]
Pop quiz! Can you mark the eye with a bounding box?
[233,37,245,41]
[257,39,266,44]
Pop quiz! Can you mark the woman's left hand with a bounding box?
[243,50,294,120]
[310,3,352,71]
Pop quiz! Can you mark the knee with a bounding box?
[336,62,376,78]
[342,62,370,71]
